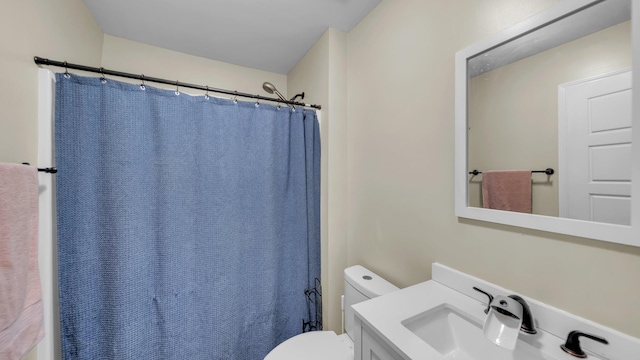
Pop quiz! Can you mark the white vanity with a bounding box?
[352,263,640,360]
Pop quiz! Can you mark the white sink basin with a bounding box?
[402,305,556,360]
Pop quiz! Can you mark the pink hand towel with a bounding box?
[481,170,532,213]
[0,163,44,360]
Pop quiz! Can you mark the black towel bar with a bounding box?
[469,168,554,176]
[22,162,58,174]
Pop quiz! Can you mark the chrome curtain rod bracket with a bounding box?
[33,57,321,110]
[469,168,554,176]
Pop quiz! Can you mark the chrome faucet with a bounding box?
[473,287,537,334]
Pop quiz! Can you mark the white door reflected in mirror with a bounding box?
[559,69,632,226]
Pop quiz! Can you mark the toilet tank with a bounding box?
[343,265,398,340]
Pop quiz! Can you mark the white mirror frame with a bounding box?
[455,0,640,246]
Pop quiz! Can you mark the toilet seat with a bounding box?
[264,331,352,360]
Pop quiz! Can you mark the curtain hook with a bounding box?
[100,67,106,84]
[140,74,145,90]
[233,91,238,104]
[255,97,260,107]
[175,80,180,96]
[204,85,210,100]
[277,102,281,110]
[63,61,70,78]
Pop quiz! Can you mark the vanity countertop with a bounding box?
[352,278,597,360]
[353,280,461,360]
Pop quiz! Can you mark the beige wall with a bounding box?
[347,0,640,338]
[288,28,349,333]
[0,1,104,359]
[468,21,632,215]
[0,0,103,165]
[101,35,287,98]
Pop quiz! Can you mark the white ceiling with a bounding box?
[83,0,381,74]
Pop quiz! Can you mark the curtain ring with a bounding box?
[63,61,70,78]
[100,67,106,83]
[140,74,145,90]
[204,85,210,100]
[175,81,180,96]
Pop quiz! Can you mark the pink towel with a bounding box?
[0,163,44,359]
[482,170,532,213]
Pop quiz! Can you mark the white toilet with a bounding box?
[264,265,399,360]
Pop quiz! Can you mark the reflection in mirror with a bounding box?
[466,0,631,225]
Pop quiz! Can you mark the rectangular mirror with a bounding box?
[455,0,640,246]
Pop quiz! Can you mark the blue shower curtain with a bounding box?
[54,74,321,360]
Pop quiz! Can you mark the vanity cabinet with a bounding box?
[361,328,400,360]
[354,316,404,360]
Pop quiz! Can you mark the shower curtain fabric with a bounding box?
[54,74,321,360]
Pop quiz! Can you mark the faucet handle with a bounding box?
[561,330,609,358]
[472,287,494,314]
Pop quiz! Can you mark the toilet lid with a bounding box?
[264,331,352,360]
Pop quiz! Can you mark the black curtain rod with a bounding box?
[34,57,321,110]
[469,168,554,176]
